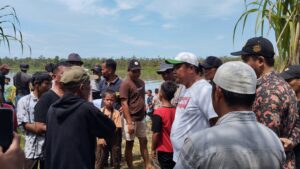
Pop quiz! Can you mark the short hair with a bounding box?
[241,55,274,67]
[52,62,70,74]
[147,89,152,94]
[212,82,256,109]
[160,81,177,101]
[103,89,116,99]
[31,72,52,85]
[45,63,55,73]
[5,77,10,81]
[154,88,159,94]
[104,59,117,72]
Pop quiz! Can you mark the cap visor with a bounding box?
[230,51,250,56]
[280,72,294,80]
[130,67,141,71]
[165,59,184,65]
[202,63,213,69]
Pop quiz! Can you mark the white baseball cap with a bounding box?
[165,52,199,67]
[213,61,257,94]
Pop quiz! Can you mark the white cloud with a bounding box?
[146,0,243,19]
[161,23,174,30]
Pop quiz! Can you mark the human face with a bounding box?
[241,55,263,77]
[173,63,189,85]
[204,67,217,81]
[101,63,110,79]
[38,80,52,96]
[128,69,141,80]
[1,69,9,75]
[52,66,67,83]
[287,79,300,93]
[160,69,175,81]
[103,94,115,110]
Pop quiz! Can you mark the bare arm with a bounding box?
[151,132,161,158]
[34,122,46,134]
[121,99,134,134]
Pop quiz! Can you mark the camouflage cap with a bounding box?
[60,66,97,86]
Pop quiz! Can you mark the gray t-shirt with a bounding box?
[174,111,286,169]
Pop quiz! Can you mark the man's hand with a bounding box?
[280,138,294,151]
[0,133,24,169]
[127,123,135,135]
[150,150,157,159]
[97,139,107,146]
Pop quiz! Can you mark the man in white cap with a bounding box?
[174,61,286,169]
[165,52,218,163]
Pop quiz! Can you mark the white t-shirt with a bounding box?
[171,79,218,162]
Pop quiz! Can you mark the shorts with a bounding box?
[123,118,147,141]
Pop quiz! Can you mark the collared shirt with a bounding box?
[254,71,300,168]
[99,76,122,109]
[175,111,286,169]
[17,92,44,159]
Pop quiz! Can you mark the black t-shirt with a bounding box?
[151,114,162,133]
[34,90,60,123]
[0,73,5,94]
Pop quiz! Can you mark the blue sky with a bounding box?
[0,0,276,59]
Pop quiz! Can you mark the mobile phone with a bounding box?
[0,108,13,152]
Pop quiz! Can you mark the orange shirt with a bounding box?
[100,108,122,128]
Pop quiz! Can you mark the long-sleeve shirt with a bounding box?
[253,71,300,169]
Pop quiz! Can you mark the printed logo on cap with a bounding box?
[253,44,261,53]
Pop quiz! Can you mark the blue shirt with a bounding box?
[175,111,286,169]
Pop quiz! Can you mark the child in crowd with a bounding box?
[151,81,177,169]
[95,90,122,169]
[146,89,154,116]
[4,77,16,106]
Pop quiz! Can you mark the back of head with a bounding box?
[60,66,97,90]
[31,72,52,86]
[213,61,257,108]
[160,81,177,101]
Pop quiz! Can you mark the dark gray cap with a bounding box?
[280,65,300,80]
[66,53,83,65]
[20,63,29,70]
[157,62,173,74]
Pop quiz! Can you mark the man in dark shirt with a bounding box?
[120,59,152,169]
[231,37,300,169]
[281,65,300,169]
[99,59,122,109]
[45,66,115,169]
[0,64,10,103]
[13,63,31,102]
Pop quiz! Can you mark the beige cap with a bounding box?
[213,61,257,94]
[60,66,97,86]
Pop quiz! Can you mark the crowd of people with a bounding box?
[0,36,300,169]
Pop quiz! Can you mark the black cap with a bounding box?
[91,65,102,73]
[157,62,173,74]
[280,65,300,80]
[20,63,29,70]
[128,59,141,71]
[66,53,83,65]
[203,56,222,69]
[231,37,275,58]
